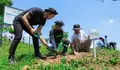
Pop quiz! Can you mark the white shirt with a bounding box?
[104,38,108,44]
[71,30,87,43]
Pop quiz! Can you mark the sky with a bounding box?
[11,0,120,49]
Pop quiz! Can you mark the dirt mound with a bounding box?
[39,52,93,65]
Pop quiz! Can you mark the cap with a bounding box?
[45,8,58,15]
[105,35,107,38]
[54,20,64,26]
[73,24,80,30]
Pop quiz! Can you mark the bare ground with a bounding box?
[22,52,120,70]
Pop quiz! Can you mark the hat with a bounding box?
[45,8,58,15]
[54,20,64,26]
[105,35,107,38]
[73,24,80,30]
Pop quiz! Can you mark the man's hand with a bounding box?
[30,29,36,35]
[39,36,47,46]
[41,39,47,46]
[84,35,90,40]
[74,51,80,55]
[62,38,66,42]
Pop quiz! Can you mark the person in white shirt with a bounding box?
[104,35,109,48]
[96,37,105,49]
[70,24,91,55]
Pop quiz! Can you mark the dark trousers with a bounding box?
[8,17,40,58]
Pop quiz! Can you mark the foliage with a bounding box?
[9,26,14,34]
[0,38,120,70]
[0,0,13,16]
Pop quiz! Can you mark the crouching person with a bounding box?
[109,41,117,50]
[70,24,91,55]
[47,20,70,56]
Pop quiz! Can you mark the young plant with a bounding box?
[60,56,66,64]
[109,57,118,65]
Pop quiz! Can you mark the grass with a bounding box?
[0,38,120,70]
[0,38,72,70]
[0,38,37,70]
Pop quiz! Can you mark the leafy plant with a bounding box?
[109,57,118,65]
[80,56,90,66]
[53,63,71,70]
[9,26,14,34]
[44,64,52,70]
[102,67,108,70]
[80,68,86,70]
[60,56,66,64]
[57,32,68,52]
[87,66,94,70]
[69,59,80,68]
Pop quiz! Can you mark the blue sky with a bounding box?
[12,0,120,48]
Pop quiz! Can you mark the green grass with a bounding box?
[0,38,37,70]
[0,38,72,70]
[0,38,120,70]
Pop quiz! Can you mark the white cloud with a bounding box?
[109,19,114,24]
[102,19,116,25]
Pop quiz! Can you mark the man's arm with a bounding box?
[82,30,89,40]
[22,7,39,34]
[37,25,43,35]
[70,43,79,55]
[70,43,74,52]
[37,25,47,45]
[22,13,34,33]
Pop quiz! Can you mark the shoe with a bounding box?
[35,53,46,59]
[8,56,16,64]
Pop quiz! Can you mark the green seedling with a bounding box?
[57,32,68,52]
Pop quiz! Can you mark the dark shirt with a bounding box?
[16,7,46,26]
[54,29,63,43]
[50,28,64,44]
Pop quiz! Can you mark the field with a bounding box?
[0,38,120,70]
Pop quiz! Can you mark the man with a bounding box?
[48,20,70,56]
[8,7,58,64]
[70,24,91,55]
[97,37,105,49]
[109,41,117,50]
[99,37,105,44]
[104,35,109,48]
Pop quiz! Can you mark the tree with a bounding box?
[9,25,14,34]
[0,16,3,24]
[0,0,13,35]
[0,0,13,24]
[0,0,13,16]
[52,24,55,29]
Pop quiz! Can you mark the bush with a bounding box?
[109,57,118,65]
[9,26,14,34]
